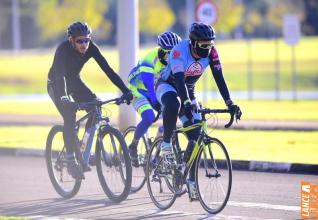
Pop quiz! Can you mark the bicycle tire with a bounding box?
[45,125,81,199]
[195,137,232,214]
[146,137,177,210]
[123,126,148,193]
[95,125,132,203]
[171,133,187,197]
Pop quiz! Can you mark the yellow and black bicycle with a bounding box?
[146,106,241,214]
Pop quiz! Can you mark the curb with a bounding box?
[232,160,318,175]
[1,147,317,175]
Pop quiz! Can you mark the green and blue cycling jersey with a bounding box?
[128,47,165,114]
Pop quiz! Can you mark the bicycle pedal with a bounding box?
[165,153,174,159]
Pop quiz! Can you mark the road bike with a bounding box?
[146,107,240,214]
[46,97,132,202]
[123,112,164,193]
[123,112,188,193]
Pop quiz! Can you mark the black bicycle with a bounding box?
[146,107,240,214]
[123,111,164,193]
[46,97,132,202]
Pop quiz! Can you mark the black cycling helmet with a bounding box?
[189,22,215,41]
[157,31,182,50]
[67,21,92,38]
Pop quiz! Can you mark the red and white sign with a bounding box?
[195,0,218,25]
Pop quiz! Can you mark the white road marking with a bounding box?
[135,209,284,219]
[228,201,299,212]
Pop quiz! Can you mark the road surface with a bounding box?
[0,155,317,220]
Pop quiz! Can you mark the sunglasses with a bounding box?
[160,48,171,54]
[75,38,90,44]
[196,41,214,49]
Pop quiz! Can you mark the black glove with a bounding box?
[184,100,193,121]
[234,105,242,120]
[152,101,161,112]
[121,91,133,105]
[227,100,242,121]
[60,96,78,112]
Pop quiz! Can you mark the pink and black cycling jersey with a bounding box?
[158,40,230,102]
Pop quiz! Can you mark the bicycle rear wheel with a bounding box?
[146,137,177,210]
[95,126,132,203]
[195,137,232,214]
[45,125,81,199]
[123,126,148,193]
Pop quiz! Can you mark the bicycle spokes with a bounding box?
[196,139,232,214]
[146,137,177,210]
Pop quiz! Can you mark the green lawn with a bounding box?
[0,125,317,165]
[1,100,317,121]
[0,37,317,94]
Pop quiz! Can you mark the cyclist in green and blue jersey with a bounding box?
[128,31,181,166]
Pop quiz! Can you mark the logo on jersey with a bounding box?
[185,62,203,76]
[173,50,180,58]
[211,47,219,62]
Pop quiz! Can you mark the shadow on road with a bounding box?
[0,193,217,219]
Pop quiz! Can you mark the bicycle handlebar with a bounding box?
[76,97,125,111]
[199,108,235,128]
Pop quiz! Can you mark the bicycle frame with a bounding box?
[146,107,236,213]
[75,103,113,165]
[75,107,97,163]
[172,108,232,182]
[173,121,205,181]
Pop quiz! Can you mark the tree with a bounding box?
[36,0,108,41]
[303,0,318,35]
[0,0,13,48]
[242,0,304,38]
[209,0,244,35]
[139,0,176,36]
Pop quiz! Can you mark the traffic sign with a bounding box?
[283,14,301,45]
[195,0,218,25]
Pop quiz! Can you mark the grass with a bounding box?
[0,125,317,165]
[0,37,317,94]
[0,217,27,220]
[0,100,317,121]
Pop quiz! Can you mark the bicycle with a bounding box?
[123,112,163,193]
[123,112,189,193]
[45,97,132,202]
[146,107,240,214]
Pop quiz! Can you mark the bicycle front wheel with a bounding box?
[146,137,177,210]
[123,126,148,193]
[95,126,132,203]
[45,125,81,199]
[195,137,232,214]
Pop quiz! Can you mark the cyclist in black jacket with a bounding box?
[47,21,133,180]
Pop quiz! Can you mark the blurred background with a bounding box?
[0,0,317,98]
[0,0,317,165]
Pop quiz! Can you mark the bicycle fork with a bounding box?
[202,137,221,178]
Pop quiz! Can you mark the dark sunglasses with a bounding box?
[160,48,171,54]
[196,41,214,49]
[75,38,90,44]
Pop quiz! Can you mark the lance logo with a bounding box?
[301,181,318,219]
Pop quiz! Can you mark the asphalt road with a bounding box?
[0,155,317,220]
